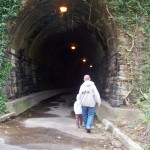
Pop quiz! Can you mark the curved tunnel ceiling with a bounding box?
[10,0,112,87]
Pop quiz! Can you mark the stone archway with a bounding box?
[5,0,137,107]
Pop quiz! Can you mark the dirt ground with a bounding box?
[112,119,150,150]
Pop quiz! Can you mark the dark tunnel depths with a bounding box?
[29,27,106,88]
[11,26,107,94]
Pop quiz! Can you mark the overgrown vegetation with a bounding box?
[102,0,150,122]
[0,0,22,115]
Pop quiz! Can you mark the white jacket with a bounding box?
[74,100,82,114]
[76,80,101,107]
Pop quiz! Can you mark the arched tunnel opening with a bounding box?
[7,0,123,107]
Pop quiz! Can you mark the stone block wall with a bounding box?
[92,54,129,107]
[4,49,56,100]
[89,24,130,107]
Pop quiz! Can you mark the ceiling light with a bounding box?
[60,6,67,13]
[71,45,76,50]
[90,65,93,68]
[82,58,86,63]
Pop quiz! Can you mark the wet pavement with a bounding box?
[0,94,127,150]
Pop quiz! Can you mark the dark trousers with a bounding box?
[75,114,83,127]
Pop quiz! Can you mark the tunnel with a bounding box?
[6,0,128,107]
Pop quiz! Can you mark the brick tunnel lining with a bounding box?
[7,0,124,107]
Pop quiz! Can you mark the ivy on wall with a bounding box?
[0,0,22,114]
[102,0,150,121]
[102,0,150,90]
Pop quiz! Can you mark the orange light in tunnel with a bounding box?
[60,6,67,13]
[82,58,86,63]
[71,45,76,50]
[90,65,93,68]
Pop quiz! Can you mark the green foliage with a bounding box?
[135,60,150,122]
[102,0,150,31]
[142,92,150,123]
[0,0,22,114]
[136,99,142,109]
[136,91,150,123]
[0,94,9,114]
[101,0,150,51]
[131,134,138,141]
[102,1,150,122]
[103,0,150,98]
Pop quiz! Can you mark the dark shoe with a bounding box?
[87,129,91,133]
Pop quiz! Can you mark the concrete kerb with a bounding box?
[101,119,143,150]
[0,88,70,123]
[0,112,16,122]
[95,100,143,122]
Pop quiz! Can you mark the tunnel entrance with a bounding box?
[7,0,128,107]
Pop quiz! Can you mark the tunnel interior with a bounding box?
[8,0,121,106]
